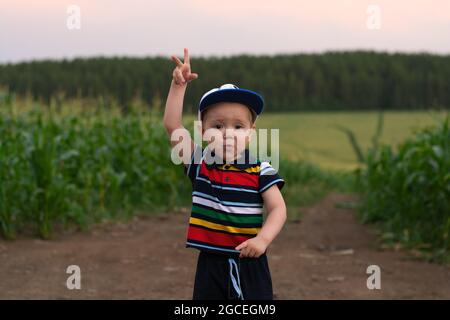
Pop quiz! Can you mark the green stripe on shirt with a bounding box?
[192,204,263,225]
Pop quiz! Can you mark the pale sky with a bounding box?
[1,0,449,63]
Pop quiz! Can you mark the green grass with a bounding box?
[278,159,355,221]
[256,110,448,170]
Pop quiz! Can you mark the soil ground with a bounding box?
[1,193,449,299]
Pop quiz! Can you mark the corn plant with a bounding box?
[357,116,450,262]
[0,104,191,239]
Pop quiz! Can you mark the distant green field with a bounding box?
[185,110,448,170]
[255,110,448,170]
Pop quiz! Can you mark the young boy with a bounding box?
[163,48,287,300]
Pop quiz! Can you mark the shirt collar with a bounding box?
[204,149,258,170]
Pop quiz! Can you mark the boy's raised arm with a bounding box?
[163,48,198,164]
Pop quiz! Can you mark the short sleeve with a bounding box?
[183,143,203,183]
[259,161,285,193]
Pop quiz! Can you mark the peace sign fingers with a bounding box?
[171,55,183,68]
[183,48,190,65]
[170,48,198,85]
[171,48,190,68]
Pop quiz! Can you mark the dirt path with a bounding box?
[1,193,449,299]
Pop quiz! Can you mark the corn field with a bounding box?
[0,104,189,239]
[357,116,450,261]
[2,97,448,264]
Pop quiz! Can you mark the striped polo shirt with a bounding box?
[183,143,285,256]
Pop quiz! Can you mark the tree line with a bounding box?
[0,51,449,112]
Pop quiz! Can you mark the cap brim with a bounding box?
[199,88,264,115]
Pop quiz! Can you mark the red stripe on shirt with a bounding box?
[199,162,259,188]
[187,225,253,247]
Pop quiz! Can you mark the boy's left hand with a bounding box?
[235,236,269,258]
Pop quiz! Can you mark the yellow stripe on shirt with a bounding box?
[189,217,260,235]
[216,164,260,174]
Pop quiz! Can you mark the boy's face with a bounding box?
[201,102,256,162]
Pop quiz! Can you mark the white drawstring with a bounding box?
[228,258,244,300]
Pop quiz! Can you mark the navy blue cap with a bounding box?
[199,84,264,116]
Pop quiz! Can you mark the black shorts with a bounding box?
[193,250,273,300]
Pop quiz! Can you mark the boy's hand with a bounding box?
[235,235,269,258]
[171,48,198,86]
